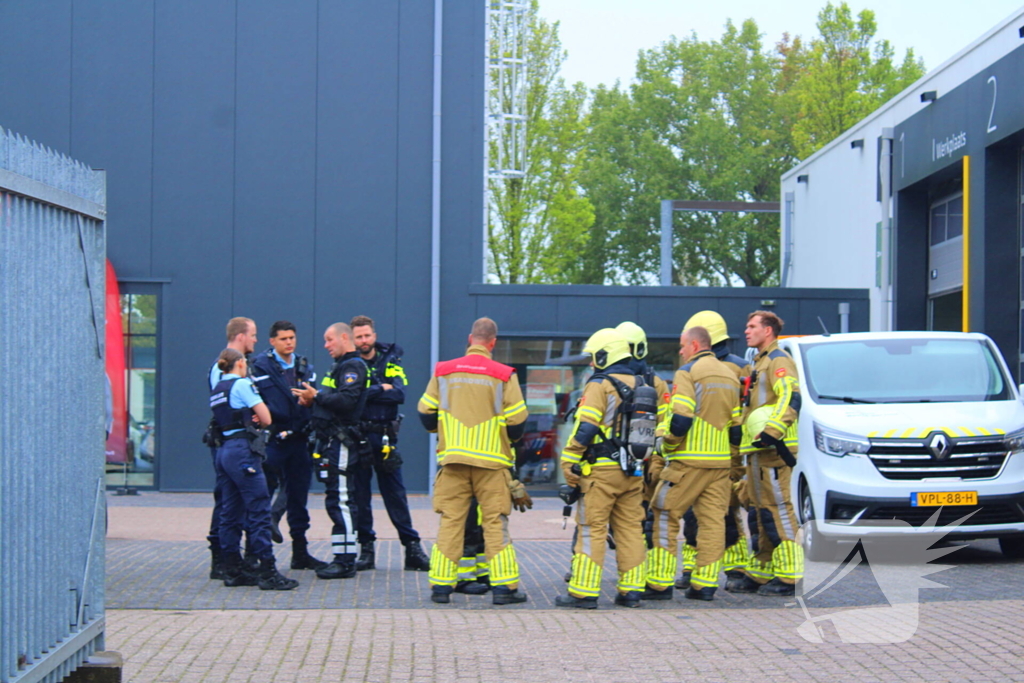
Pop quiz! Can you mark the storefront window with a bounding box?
[106,293,158,488]
[493,337,678,493]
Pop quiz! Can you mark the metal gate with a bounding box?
[0,126,107,683]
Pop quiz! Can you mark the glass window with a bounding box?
[106,293,158,488]
[492,337,678,492]
[929,204,946,246]
[801,337,1010,404]
[930,194,964,245]
[946,196,963,239]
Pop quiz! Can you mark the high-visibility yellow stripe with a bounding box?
[569,553,603,597]
[672,395,696,411]
[963,154,971,332]
[504,400,527,418]
[384,362,408,383]
[618,563,646,593]
[437,412,511,465]
[321,376,337,389]
[428,545,458,587]
[419,393,439,408]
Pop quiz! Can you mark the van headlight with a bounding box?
[1004,426,1024,453]
[813,422,871,457]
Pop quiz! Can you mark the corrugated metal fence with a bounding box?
[0,127,107,683]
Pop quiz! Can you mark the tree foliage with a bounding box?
[791,2,925,158]
[487,1,594,284]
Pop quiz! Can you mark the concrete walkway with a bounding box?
[105,492,1024,682]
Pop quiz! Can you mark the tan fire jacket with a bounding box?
[741,340,800,467]
[662,351,741,468]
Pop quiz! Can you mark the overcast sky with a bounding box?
[538,0,1024,90]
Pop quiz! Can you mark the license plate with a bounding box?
[911,491,977,507]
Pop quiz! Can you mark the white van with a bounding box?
[778,331,1024,560]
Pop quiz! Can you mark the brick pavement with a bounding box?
[105,493,1024,682]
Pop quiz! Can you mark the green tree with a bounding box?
[582,19,798,285]
[791,2,925,158]
[486,1,594,284]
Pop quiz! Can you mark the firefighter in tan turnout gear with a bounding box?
[643,326,740,601]
[417,317,530,605]
[555,329,651,609]
[676,310,753,592]
[730,310,803,596]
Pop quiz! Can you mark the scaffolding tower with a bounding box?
[486,0,528,182]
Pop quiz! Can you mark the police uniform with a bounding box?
[310,350,369,578]
[352,342,430,571]
[739,340,802,594]
[646,349,740,600]
[210,373,297,589]
[250,348,326,570]
[558,334,648,608]
[417,344,529,604]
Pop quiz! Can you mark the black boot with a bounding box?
[270,510,284,544]
[614,591,642,608]
[431,586,453,604]
[724,574,762,594]
[674,571,692,590]
[492,586,527,605]
[404,540,430,571]
[316,555,356,579]
[640,586,674,601]
[554,594,598,609]
[356,542,376,571]
[757,578,795,596]
[209,547,226,580]
[291,540,329,570]
[257,556,299,591]
[222,553,258,587]
[454,580,490,595]
[685,586,716,601]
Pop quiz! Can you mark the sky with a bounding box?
[538,0,1024,90]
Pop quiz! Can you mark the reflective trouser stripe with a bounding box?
[569,553,603,597]
[489,545,519,587]
[690,558,722,588]
[645,546,676,589]
[475,553,489,579]
[745,557,773,583]
[457,556,477,581]
[429,544,458,586]
[682,542,697,572]
[772,540,804,584]
[618,563,646,593]
[722,539,749,573]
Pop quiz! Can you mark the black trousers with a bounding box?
[264,437,312,542]
[322,438,359,562]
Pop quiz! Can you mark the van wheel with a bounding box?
[999,537,1024,559]
[800,483,837,562]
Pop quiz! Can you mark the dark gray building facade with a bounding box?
[1,0,868,493]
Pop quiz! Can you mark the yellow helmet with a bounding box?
[745,405,776,442]
[583,328,632,370]
[615,321,648,360]
[683,310,730,346]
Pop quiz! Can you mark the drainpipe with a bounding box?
[429,0,443,490]
[879,128,894,331]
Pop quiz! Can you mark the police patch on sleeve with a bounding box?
[344,372,359,384]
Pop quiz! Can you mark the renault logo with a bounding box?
[927,433,952,460]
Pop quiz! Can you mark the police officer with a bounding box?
[676,310,753,592]
[644,326,739,601]
[417,317,530,605]
[210,348,298,590]
[348,315,430,572]
[730,310,803,596]
[205,317,257,579]
[555,329,647,609]
[250,321,328,572]
[292,322,369,580]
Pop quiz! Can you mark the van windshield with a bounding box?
[800,338,1012,404]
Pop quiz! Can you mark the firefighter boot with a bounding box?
[355,542,376,571]
[291,540,329,571]
[258,557,299,591]
[686,586,716,601]
[431,586,453,604]
[725,574,763,594]
[640,586,674,601]
[404,541,430,571]
[674,571,692,590]
[757,578,795,596]
[614,591,643,608]
[455,580,491,595]
[554,594,598,609]
[492,586,528,605]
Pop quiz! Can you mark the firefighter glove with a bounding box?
[509,479,533,513]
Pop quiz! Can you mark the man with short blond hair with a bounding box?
[418,317,529,605]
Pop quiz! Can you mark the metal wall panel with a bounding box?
[0,128,107,683]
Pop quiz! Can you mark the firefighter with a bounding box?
[676,310,753,592]
[555,329,648,609]
[644,326,739,601]
[418,317,531,605]
[730,310,803,596]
